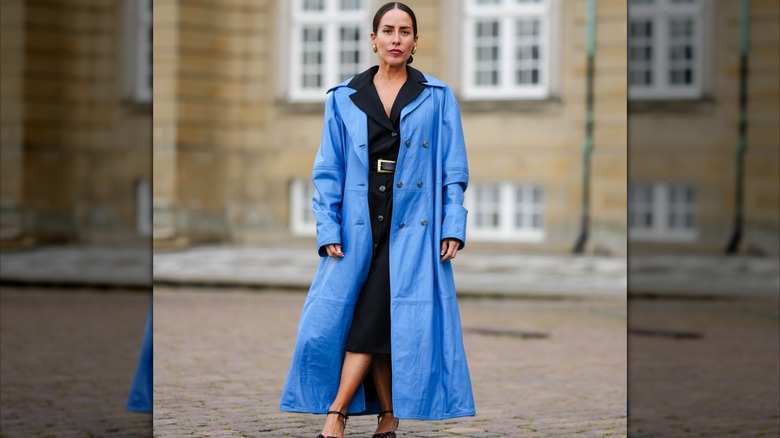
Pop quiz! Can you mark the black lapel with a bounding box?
[390,66,426,124]
[348,66,395,131]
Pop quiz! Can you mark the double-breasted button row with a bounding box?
[397,220,428,228]
[395,181,425,188]
[379,185,386,193]
[391,131,398,137]
[377,215,384,223]
[404,140,430,148]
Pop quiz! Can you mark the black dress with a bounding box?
[344,66,426,355]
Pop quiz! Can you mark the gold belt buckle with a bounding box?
[377,159,396,174]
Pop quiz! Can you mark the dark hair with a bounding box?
[372,2,418,64]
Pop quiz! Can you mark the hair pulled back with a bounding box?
[372,2,418,64]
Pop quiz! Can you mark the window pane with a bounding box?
[301,26,324,89]
[628,20,653,86]
[339,26,362,81]
[303,0,325,11]
[668,18,695,85]
[474,184,501,229]
[629,184,654,229]
[515,18,542,85]
[475,21,501,86]
[340,0,363,11]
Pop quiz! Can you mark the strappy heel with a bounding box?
[372,409,399,438]
[316,410,348,438]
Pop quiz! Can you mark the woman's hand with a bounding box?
[440,238,459,262]
[325,244,344,258]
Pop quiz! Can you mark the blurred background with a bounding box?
[0,0,152,436]
[626,0,779,436]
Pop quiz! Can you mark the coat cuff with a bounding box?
[316,221,341,257]
[441,204,467,250]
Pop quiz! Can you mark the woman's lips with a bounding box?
[389,49,403,54]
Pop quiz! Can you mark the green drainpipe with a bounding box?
[726,0,750,254]
[572,0,596,254]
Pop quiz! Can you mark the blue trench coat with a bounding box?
[279,72,475,420]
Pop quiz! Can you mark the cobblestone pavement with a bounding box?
[628,297,780,437]
[153,288,627,437]
[0,287,152,437]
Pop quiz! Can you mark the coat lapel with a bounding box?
[334,91,369,171]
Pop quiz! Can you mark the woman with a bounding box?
[280,3,475,437]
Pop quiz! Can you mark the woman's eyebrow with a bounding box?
[382,25,412,30]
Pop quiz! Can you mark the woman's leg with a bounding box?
[321,351,373,437]
[371,353,398,434]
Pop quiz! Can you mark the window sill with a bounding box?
[275,99,326,115]
[628,96,716,114]
[458,96,563,114]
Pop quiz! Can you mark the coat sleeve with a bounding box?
[440,89,469,250]
[312,93,347,256]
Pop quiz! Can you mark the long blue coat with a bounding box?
[279,72,475,421]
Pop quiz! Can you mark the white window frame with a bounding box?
[289,0,370,102]
[290,178,317,236]
[462,0,554,100]
[465,182,545,242]
[629,182,698,241]
[123,0,152,103]
[628,0,706,100]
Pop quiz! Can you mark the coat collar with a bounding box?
[327,67,447,170]
[346,66,426,130]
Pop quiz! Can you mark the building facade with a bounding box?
[628,0,779,255]
[153,0,628,254]
[0,0,152,247]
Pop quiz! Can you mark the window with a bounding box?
[463,0,552,99]
[290,178,317,235]
[628,0,704,99]
[123,0,152,103]
[290,0,370,101]
[465,182,544,241]
[629,182,697,240]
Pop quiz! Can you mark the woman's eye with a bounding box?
[383,29,391,34]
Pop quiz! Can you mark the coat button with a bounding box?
[421,219,427,226]
[405,140,411,147]
[377,215,384,223]
[397,181,403,188]
[379,185,386,193]
[423,141,429,147]
[399,222,405,228]
[417,181,423,187]
[391,131,398,137]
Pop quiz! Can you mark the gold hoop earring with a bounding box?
[411,46,417,55]
[372,44,377,53]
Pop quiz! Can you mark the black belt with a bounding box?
[377,159,396,173]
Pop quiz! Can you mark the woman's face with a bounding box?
[371,8,417,68]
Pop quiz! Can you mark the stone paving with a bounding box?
[628,297,780,437]
[0,287,152,437]
[153,287,628,437]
